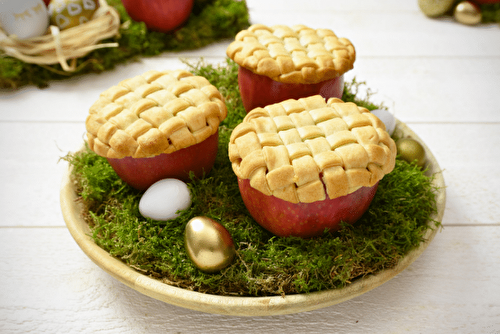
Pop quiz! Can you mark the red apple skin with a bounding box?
[121,0,194,33]
[238,66,344,112]
[238,178,378,238]
[107,131,219,191]
[43,0,50,6]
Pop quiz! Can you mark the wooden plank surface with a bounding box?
[1,0,499,332]
[1,226,499,333]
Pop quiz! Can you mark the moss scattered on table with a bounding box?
[0,0,250,90]
[63,59,440,297]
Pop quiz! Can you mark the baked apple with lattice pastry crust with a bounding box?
[226,24,355,112]
[85,69,227,191]
[229,95,396,238]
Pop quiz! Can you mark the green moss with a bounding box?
[480,3,500,24]
[0,0,249,89]
[63,59,440,296]
[341,77,386,112]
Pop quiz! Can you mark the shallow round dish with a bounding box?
[60,120,446,316]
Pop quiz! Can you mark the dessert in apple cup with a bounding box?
[226,24,356,112]
[85,69,227,191]
[229,95,397,238]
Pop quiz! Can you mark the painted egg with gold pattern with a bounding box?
[49,0,99,30]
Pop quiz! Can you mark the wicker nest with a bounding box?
[0,0,120,72]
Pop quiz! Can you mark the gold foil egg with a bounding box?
[396,138,426,168]
[184,217,235,273]
[49,0,99,30]
[454,1,482,25]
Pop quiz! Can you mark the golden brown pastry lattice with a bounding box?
[229,95,397,203]
[86,70,227,159]
[226,24,356,84]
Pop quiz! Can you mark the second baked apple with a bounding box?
[226,24,356,112]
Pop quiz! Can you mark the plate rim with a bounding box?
[60,120,446,316]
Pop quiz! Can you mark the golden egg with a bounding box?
[184,217,235,273]
[396,138,426,168]
[454,1,482,25]
[49,0,99,30]
[418,0,455,17]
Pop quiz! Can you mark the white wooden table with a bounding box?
[1,1,499,333]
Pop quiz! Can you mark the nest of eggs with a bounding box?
[0,0,120,72]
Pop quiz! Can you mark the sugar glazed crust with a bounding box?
[226,24,356,84]
[86,70,227,159]
[229,96,397,204]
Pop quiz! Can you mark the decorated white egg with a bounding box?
[371,109,396,136]
[139,178,192,221]
[0,0,49,39]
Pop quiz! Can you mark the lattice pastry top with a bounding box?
[226,24,356,84]
[229,95,397,204]
[86,70,227,159]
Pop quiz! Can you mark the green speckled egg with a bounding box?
[418,0,455,17]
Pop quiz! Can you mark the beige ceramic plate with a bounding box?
[60,120,446,316]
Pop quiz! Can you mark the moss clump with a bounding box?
[0,0,249,90]
[63,59,440,296]
[480,3,500,24]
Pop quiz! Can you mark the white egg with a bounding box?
[0,0,49,39]
[139,179,192,221]
[371,109,396,136]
